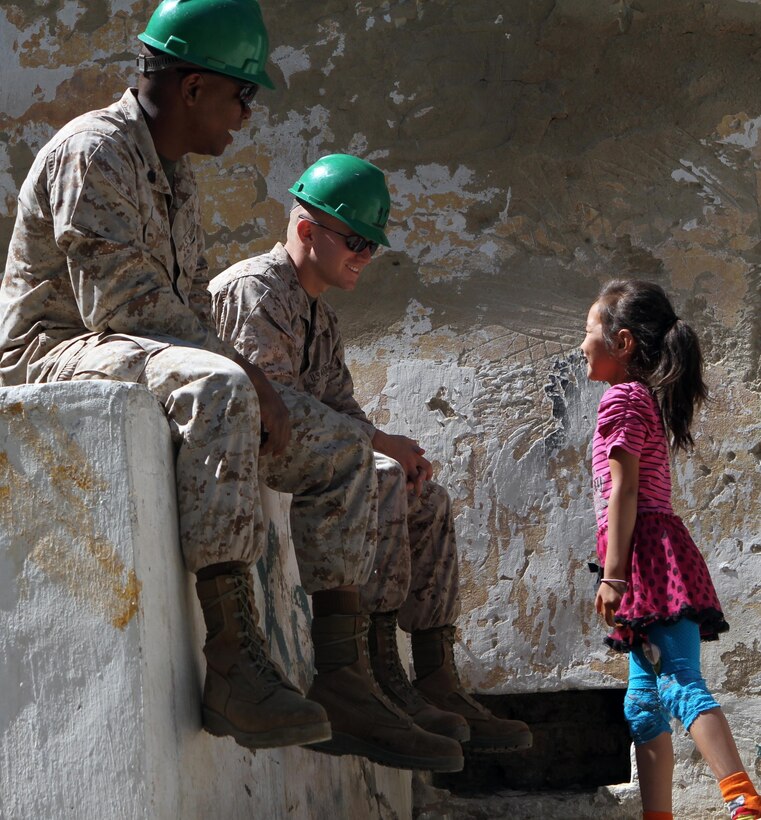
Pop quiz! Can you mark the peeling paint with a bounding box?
[720,641,761,694]
[269,44,311,87]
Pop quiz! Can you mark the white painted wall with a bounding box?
[0,381,410,820]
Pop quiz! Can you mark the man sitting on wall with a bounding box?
[209,154,533,766]
[0,0,334,754]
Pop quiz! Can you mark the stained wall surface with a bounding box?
[0,382,411,820]
[1,0,759,815]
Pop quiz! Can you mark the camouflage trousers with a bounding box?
[39,335,460,629]
[263,385,460,632]
[40,333,265,573]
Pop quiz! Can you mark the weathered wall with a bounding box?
[0,382,411,820]
[1,0,759,816]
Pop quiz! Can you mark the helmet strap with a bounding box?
[136,53,182,74]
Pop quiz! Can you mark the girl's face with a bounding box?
[581,302,630,385]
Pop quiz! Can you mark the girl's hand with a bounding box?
[597,447,638,628]
[595,582,624,627]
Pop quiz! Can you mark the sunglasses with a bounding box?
[298,216,379,255]
[175,67,259,107]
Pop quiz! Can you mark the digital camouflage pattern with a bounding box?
[0,88,263,573]
[210,242,374,438]
[210,244,460,629]
[0,89,232,386]
[368,453,460,632]
[259,384,378,590]
[54,337,265,573]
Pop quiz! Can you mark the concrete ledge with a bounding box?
[0,381,410,820]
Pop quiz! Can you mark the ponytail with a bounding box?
[651,318,708,450]
[597,280,708,451]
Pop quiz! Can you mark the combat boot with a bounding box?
[369,611,470,743]
[412,625,533,752]
[196,561,331,749]
[306,612,464,772]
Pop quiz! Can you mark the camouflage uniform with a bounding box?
[0,88,263,573]
[209,243,460,631]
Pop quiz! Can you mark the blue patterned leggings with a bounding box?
[624,618,720,746]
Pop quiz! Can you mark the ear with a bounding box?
[615,328,636,359]
[179,72,203,106]
[295,215,314,245]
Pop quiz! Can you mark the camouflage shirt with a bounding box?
[0,88,231,386]
[209,243,376,439]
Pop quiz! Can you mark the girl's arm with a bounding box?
[596,446,640,626]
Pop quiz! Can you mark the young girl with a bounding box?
[581,279,761,820]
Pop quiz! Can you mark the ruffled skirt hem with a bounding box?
[595,511,729,653]
[603,606,729,652]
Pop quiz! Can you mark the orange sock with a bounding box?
[643,812,673,820]
[720,772,761,818]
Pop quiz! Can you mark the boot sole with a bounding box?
[464,732,533,753]
[203,709,332,749]
[305,731,464,772]
[425,723,470,743]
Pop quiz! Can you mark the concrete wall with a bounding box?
[1,1,760,817]
[0,382,410,820]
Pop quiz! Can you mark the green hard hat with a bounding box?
[138,0,274,89]
[289,154,391,247]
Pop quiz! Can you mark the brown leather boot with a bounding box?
[196,562,331,749]
[369,611,470,743]
[306,613,464,772]
[412,625,533,752]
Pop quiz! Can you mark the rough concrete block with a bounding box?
[0,381,410,820]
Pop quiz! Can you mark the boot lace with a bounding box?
[326,615,413,723]
[374,617,424,709]
[224,575,285,687]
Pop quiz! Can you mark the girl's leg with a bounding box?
[689,707,743,780]
[626,647,675,815]
[648,620,761,818]
[636,731,674,815]
[691,713,761,818]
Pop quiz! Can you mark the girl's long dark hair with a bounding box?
[596,279,708,451]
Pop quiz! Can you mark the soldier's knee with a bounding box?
[375,454,407,493]
[225,362,258,406]
[183,354,259,424]
[329,416,374,474]
[421,480,451,512]
[212,359,255,394]
[624,687,672,745]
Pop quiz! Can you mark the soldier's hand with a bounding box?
[233,353,291,455]
[372,430,432,495]
[256,380,291,455]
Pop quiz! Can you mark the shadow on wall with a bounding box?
[435,689,630,794]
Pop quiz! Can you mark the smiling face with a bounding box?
[581,301,631,385]
[293,208,375,297]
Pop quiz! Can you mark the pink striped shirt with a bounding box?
[592,381,673,527]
